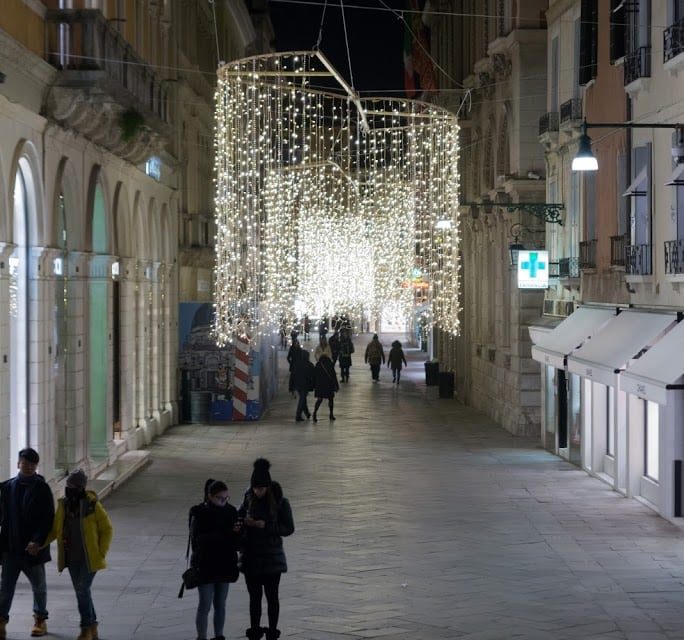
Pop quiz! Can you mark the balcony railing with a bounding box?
[624,46,651,85]
[45,9,169,123]
[664,17,684,62]
[664,239,684,274]
[625,244,652,275]
[558,257,580,278]
[539,112,559,137]
[560,98,582,125]
[579,240,597,269]
[610,234,628,266]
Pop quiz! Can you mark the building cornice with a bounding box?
[21,0,47,18]
[545,0,579,27]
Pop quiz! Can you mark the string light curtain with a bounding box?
[213,51,461,345]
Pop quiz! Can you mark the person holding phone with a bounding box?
[238,459,294,640]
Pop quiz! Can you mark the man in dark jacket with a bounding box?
[292,350,315,422]
[0,448,55,639]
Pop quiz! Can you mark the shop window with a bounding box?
[644,400,659,481]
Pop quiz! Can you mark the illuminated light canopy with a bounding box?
[213,51,461,345]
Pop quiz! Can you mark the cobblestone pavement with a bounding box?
[6,334,684,639]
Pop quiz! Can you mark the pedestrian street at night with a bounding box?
[7,335,684,640]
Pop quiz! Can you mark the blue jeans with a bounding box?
[0,553,48,621]
[196,582,230,639]
[67,563,97,627]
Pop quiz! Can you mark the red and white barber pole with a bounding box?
[232,332,251,420]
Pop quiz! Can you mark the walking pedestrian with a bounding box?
[291,350,315,421]
[0,448,55,639]
[238,459,295,640]
[45,469,113,640]
[337,328,355,382]
[286,338,301,395]
[387,340,408,383]
[364,334,385,382]
[313,354,339,421]
[328,327,341,366]
[313,336,332,363]
[188,479,240,640]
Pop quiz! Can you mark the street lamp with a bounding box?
[508,223,526,267]
[572,120,684,172]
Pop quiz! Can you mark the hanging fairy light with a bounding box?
[213,51,461,345]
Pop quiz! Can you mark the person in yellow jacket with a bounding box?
[45,470,112,640]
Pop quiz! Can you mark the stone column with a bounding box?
[117,257,141,449]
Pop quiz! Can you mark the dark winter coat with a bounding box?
[314,356,339,399]
[0,474,55,565]
[237,482,294,575]
[364,338,385,366]
[388,343,407,370]
[328,332,341,359]
[338,336,355,367]
[292,352,315,393]
[189,501,240,584]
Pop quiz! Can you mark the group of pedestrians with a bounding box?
[188,458,294,640]
[0,448,112,640]
[287,327,410,421]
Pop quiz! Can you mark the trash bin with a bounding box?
[438,371,455,398]
[424,361,440,386]
[189,391,212,423]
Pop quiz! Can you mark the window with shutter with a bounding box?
[579,0,598,85]
[610,0,626,62]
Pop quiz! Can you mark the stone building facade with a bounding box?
[0,0,266,485]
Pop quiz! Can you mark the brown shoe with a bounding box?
[77,624,95,640]
[30,615,47,637]
[0,617,7,640]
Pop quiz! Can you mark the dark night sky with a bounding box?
[269,0,406,96]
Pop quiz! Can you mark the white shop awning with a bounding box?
[530,306,617,369]
[566,310,676,387]
[621,318,684,404]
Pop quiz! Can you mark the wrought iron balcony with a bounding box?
[558,257,580,278]
[664,17,684,62]
[44,9,172,163]
[539,112,559,137]
[664,239,684,274]
[624,46,651,86]
[625,243,652,275]
[579,239,597,269]
[560,98,582,126]
[610,234,628,266]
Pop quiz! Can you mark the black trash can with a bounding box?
[425,361,440,386]
[438,371,454,398]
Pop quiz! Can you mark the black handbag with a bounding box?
[178,518,199,598]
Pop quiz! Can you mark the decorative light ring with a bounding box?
[213,51,461,345]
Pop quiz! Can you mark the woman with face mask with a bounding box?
[45,469,112,640]
[189,479,241,640]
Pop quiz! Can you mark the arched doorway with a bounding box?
[9,151,41,462]
[88,170,110,457]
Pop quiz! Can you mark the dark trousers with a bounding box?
[245,572,281,631]
[370,363,380,380]
[0,553,48,621]
[391,367,401,382]
[314,397,334,416]
[296,391,310,418]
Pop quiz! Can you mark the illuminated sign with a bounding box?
[517,250,549,289]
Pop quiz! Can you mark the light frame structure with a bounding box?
[213,51,462,345]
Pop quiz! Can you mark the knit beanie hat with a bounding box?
[250,458,272,488]
[66,469,88,489]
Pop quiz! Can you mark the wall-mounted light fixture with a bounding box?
[572,119,684,173]
[508,223,526,267]
[460,199,564,224]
